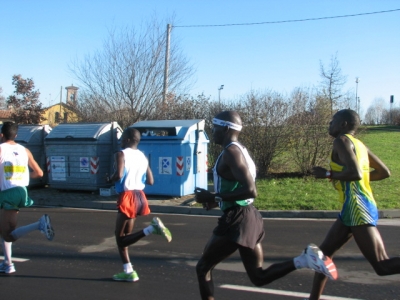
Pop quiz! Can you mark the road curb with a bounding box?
[33,197,400,219]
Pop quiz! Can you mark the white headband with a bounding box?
[212,118,242,131]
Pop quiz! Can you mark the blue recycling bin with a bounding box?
[130,119,209,197]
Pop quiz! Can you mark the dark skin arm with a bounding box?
[312,135,390,181]
[145,165,154,185]
[195,144,256,208]
[107,151,124,182]
[368,148,390,181]
[27,148,44,178]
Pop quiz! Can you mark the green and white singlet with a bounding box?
[213,142,256,211]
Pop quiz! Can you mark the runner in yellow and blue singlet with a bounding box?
[308,109,400,300]
[330,134,377,226]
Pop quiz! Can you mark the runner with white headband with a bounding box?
[195,111,337,300]
[212,118,242,131]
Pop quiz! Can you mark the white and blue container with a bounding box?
[130,119,209,197]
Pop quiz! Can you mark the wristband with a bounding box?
[214,196,223,202]
[326,170,332,179]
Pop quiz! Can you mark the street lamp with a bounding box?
[218,85,224,102]
[355,77,359,114]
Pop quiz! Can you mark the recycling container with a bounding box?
[14,124,51,188]
[130,119,209,197]
[44,122,122,191]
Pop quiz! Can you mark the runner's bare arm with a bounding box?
[367,148,390,181]
[145,165,154,185]
[26,148,43,178]
[108,151,124,182]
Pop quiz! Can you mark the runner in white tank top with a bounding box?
[0,122,54,275]
[107,127,172,282]
[0,143,30,190]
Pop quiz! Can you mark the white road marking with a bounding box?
[80,236,150,253]
[0,256,29,262]
[220,284,365,300]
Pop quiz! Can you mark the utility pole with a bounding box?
[218,85,224,102]
[163,24,172,104]
[355,77,359,114]
[60,86,62,114]
[390,95,394,124]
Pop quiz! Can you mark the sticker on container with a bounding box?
[176,156,184,176]
[159,157,172,174]
[90,157,99,174]
[186,156,191,171]
[80,157,89,172]
[50,156,66,181]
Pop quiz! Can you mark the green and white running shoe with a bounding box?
[112,270,139,282]
[151,217,172,242]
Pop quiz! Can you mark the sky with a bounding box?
[1,0,399,116]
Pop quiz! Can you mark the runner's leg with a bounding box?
[309,218,353,300]
[352,225,400,275]
[115,212,139,264]
[196,234,239,300]
[239,243,296,286]
[0,210,18,242]
[0,210,18,271]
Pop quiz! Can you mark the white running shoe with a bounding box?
[39,214,55,241]
[0,262,16,274]
[305,243,338,280]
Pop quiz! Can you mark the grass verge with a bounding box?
[253,125,400,210]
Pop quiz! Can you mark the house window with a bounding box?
[64,112,68,123]
[55,112,60,123]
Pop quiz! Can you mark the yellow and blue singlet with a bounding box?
[330,134,378,226]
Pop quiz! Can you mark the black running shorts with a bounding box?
[213,204,265,249]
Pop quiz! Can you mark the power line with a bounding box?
[173,8,400,28]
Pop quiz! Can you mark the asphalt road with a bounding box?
[1,207,400,300]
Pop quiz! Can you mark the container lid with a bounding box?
[45,122,120,140]
[130,119,205,140]
[14,125,51,143]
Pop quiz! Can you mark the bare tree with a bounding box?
[339,90,357,111]
[287,87,332,174]
[236,90,291,177]
[0,86,6,109]
[319,53,347,115]
[151,92,224,168]
[70,17,194,127]
[6,75,46,124]
[391,108,400,125]
[152,93,212,121]
[364,97,387,125]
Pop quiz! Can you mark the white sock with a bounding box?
[294,253,308,269]
[124,263,133,274]
[10,221,40,240]
[1,238,12,265]
[143,225,154,236]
